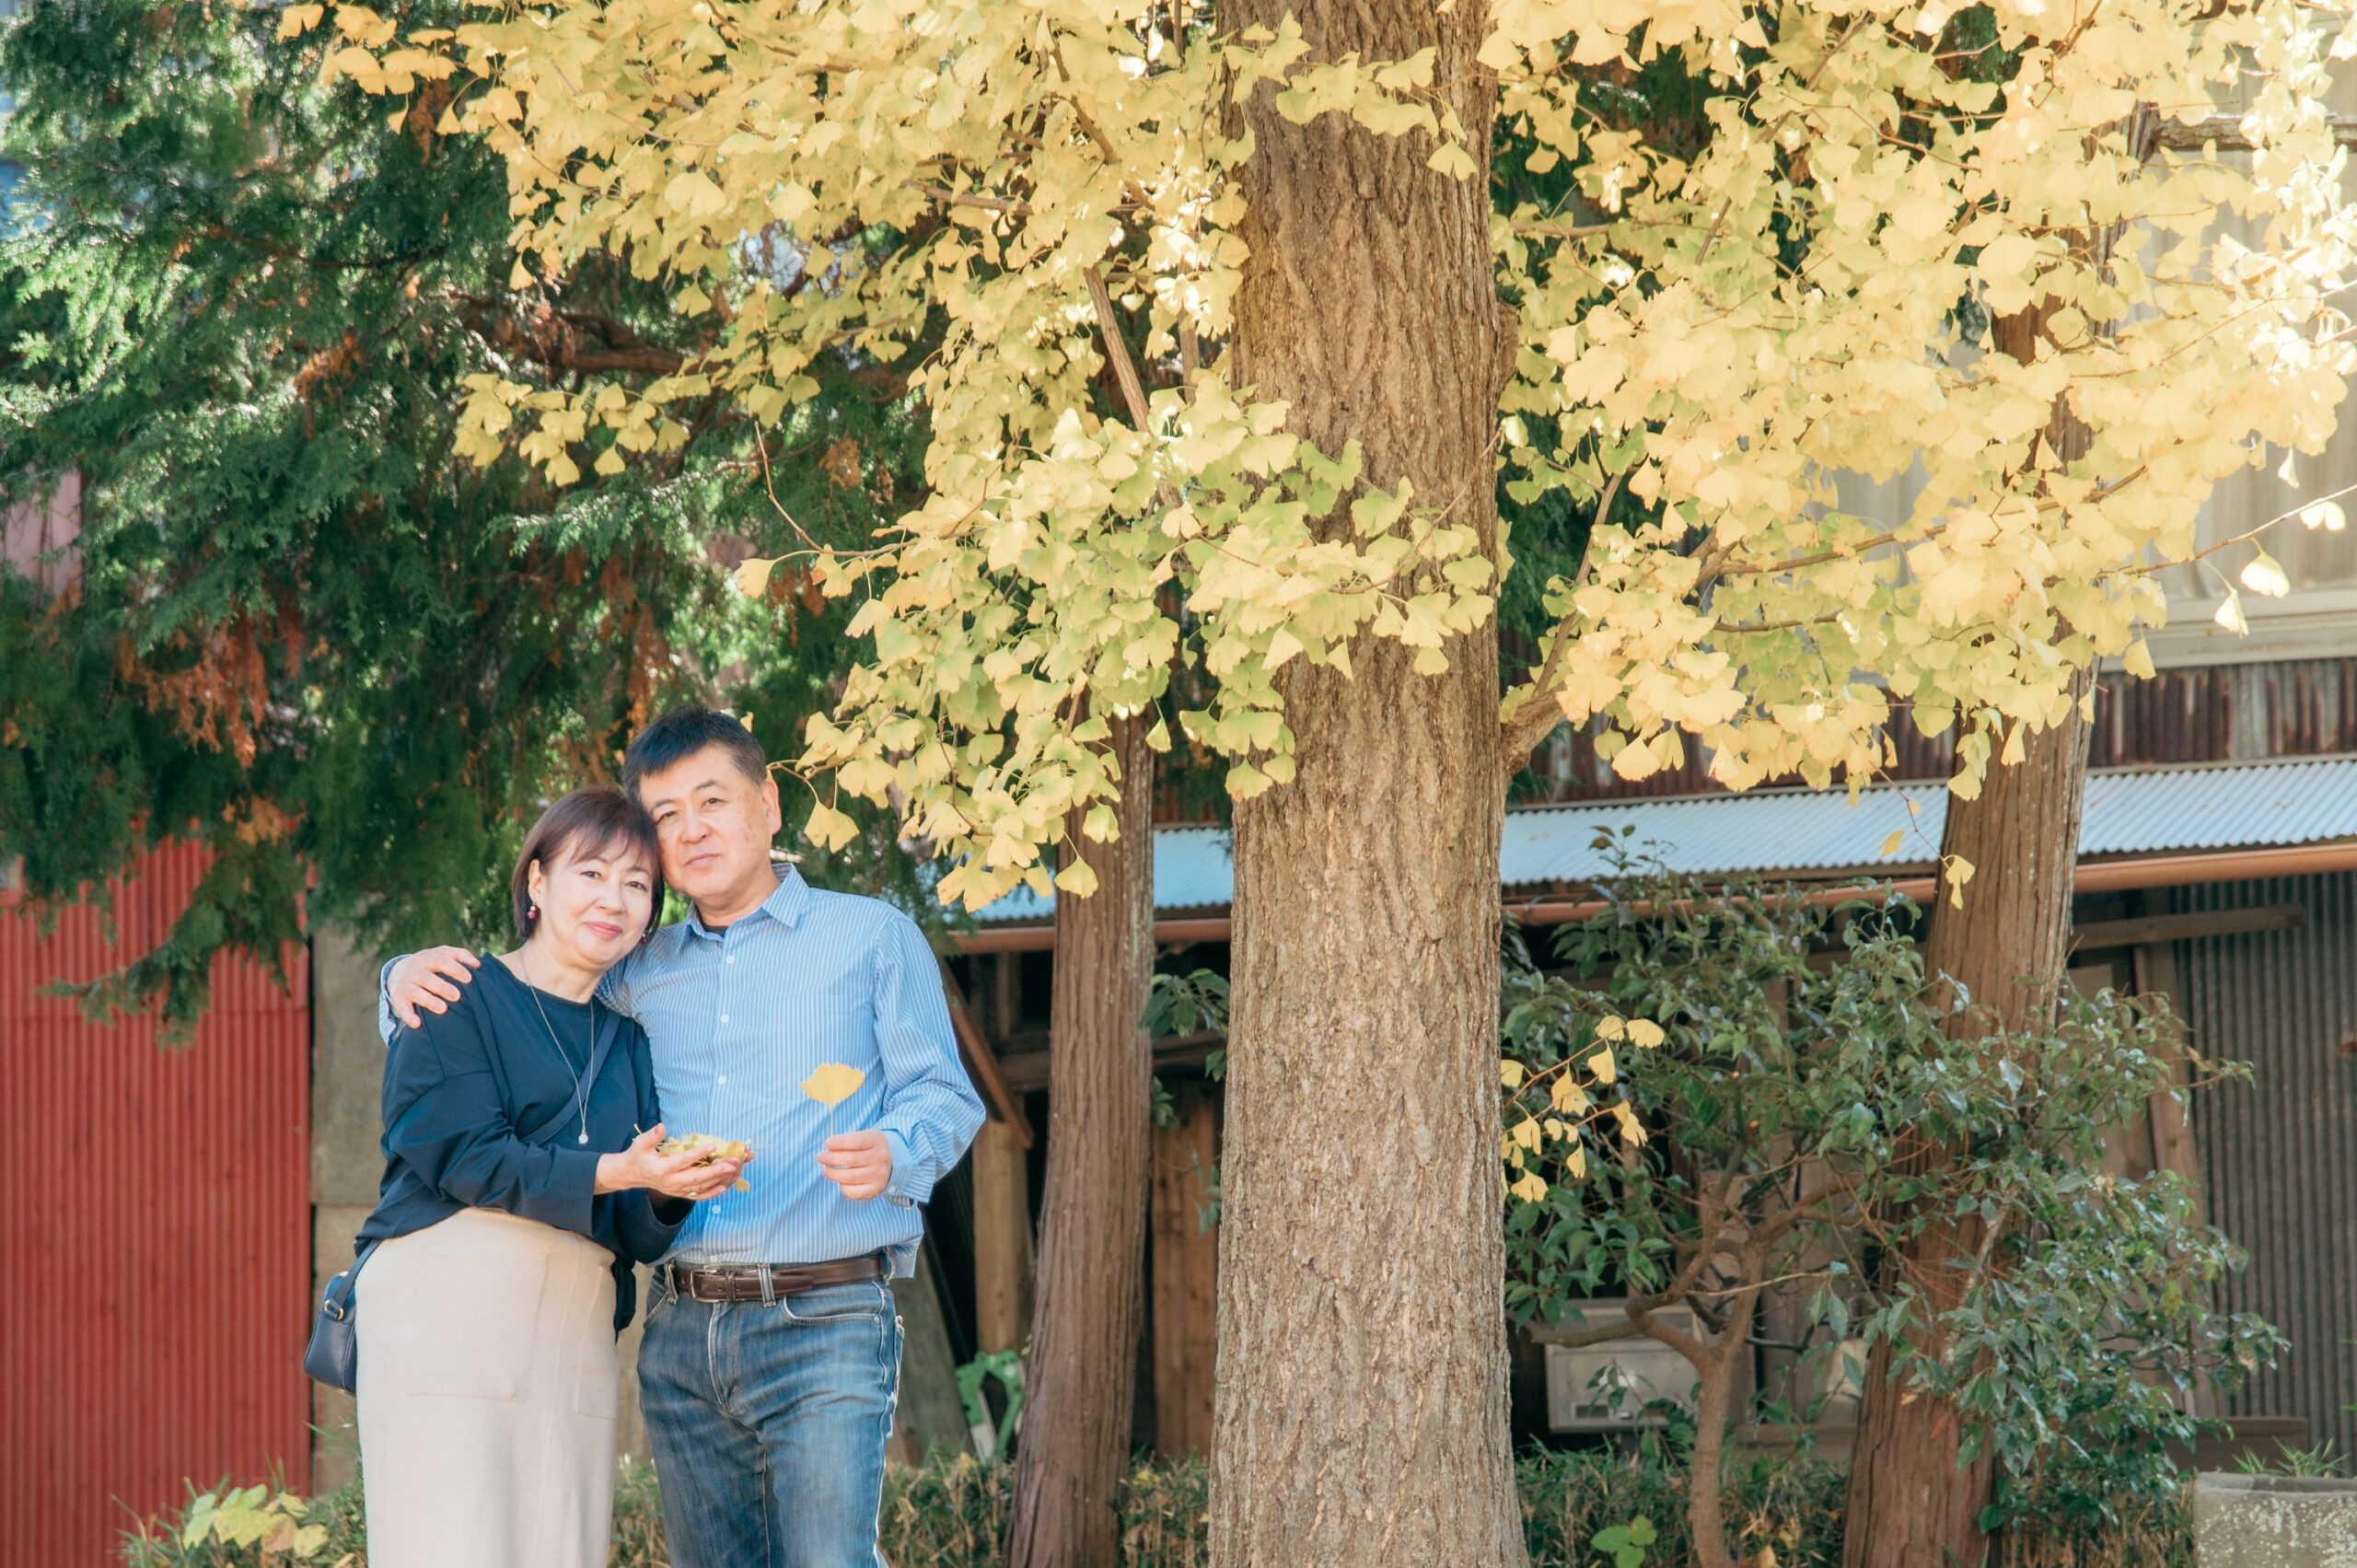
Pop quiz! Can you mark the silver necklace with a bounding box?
[520,953,596,1145]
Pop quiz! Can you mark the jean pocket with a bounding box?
[778,1279,890,1325]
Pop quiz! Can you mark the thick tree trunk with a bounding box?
[1008,710,1156,1568]
[1213,4,1521,1564]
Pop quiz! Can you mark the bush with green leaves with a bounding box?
[124,1444,2192,1567]
[1500,845,2279,1561]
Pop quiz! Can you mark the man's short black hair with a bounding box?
[622,705,771,801]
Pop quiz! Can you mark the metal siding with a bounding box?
[2175,872,2357,1462]
[0,845,310,1567]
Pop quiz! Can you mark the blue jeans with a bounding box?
[638,1272,903,1568]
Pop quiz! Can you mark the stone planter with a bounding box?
[2193,1472,2357,1566]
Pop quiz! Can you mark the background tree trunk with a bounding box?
[1213,4,1523,1563]
[1008,710,1156,1568]
[1841,101,2158,1568]
[1838,696,2090,1568]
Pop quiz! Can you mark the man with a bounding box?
[381,705,985,1568]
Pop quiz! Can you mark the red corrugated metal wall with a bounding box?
[1,844,310,1567]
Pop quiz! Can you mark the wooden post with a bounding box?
[972,1117,1036,1354]
[890,1240,976,1465]
[1152,1079,1221,1456]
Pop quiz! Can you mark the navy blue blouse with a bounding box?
[354,954,686,1331]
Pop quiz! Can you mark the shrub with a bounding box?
[124,1445,2187,1566]
[1498,851,2276,1562]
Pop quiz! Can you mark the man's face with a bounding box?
[634,746,784,910]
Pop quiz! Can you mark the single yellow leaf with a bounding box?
[1625,1018,1665,1049]
[2240,549,2291,598]
[1878,829,1905,858]
[734,556,778,598]
[1590,1046,1617,1085]
[1501,1058,1527,1089]
[800,1063,866,1108]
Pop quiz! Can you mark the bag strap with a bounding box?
[516,1006,624,1148]
[326,1237,383,1315]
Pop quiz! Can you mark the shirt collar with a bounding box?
[684,862,812,942]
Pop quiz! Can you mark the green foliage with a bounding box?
[0,0,934,1024]
[1588,1514,1655,1568]
[2233,1441,2348,1480]
[124,1445,2196,1566]
[1499,845,2282,1538]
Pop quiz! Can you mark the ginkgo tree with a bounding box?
[318,0,2357,1559]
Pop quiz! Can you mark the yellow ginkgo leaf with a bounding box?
[732,556,778,598]
[801,1063,866,1108]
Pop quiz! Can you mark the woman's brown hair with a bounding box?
[510,787,667,943]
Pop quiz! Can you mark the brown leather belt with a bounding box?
[665,1254,887,1304]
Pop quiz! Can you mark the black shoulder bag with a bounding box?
[303,1015,622,1392]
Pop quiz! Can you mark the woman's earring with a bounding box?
[528,904,540,922]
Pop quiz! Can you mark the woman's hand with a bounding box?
[595,1123,747,1201]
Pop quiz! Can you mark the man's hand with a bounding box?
[817,1132,893,1202]
[389,946,481,1028]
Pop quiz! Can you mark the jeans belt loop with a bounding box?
[758,1263,777,1306]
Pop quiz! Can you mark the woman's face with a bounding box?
[526,836,657,973]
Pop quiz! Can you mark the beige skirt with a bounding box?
[356,1207,621,1568]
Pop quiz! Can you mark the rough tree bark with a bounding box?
[1838,698,2091,1568]
[1008,709,1157,1568]
[1213,3,1524,1563]
[1841,110,2154,1568]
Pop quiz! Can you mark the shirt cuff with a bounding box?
[540,1147,604,1236]
[881,1130,925,1208]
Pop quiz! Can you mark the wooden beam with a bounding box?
[970,1118,1036,1354]
[939,962,1035,1147]
[998,1030,1222,1093]
[2127,889,2210,1420]
[1151,1079,1221,1456]
[990,950,1022,1040]
[2071,901,2304,953]
[2154,114,2357,153]
[888,1240,974,1465]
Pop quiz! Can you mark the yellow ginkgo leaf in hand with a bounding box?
[801,1063,866,1108]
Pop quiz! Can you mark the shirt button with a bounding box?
[716,1074,728,1086]
[719,1014,730,1025]
[725,956,734,965]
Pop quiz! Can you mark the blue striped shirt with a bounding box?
[383,867,984,1274]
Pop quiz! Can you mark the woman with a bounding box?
[353,786,745,1567]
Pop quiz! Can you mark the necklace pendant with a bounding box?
[578,1131,589,1144]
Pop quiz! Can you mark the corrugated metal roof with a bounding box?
[970,754,2357,923]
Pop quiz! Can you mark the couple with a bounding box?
[351,706,986,1568]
